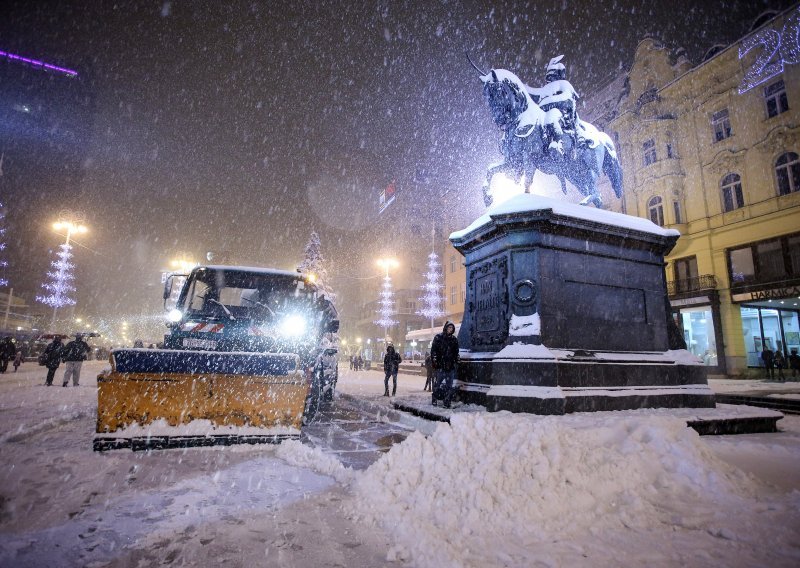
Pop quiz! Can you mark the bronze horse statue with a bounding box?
[473,63,623,208]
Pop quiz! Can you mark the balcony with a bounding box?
[667,275,717,297]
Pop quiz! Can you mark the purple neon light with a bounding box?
[0,49,78,77]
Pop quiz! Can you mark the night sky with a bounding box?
[0,0,794,330]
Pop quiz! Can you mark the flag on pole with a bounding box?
[379,180,396,215]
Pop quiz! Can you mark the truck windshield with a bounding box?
[182,270,317,320]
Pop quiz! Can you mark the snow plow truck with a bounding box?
[94,265,339,451]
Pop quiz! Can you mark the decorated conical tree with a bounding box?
[298,231,336,305]
[0,200,8,287]
[416,251,445,328]
[36,242,77,323]
[374,275,398,337]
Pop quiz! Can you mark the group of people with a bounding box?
[39,334,92,387]
[0,336,24,373]
[760,347,800,381]
[382,321,460,408]
[348,354,365,371]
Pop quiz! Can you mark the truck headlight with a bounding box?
[166,309,183,323]
[279,314,307,337]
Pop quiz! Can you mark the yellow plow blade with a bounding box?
[94,349,309,451]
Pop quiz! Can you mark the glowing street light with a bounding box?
[376,257,399,278]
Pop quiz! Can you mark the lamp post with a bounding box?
[375,258,399,342]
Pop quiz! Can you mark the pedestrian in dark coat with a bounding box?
[790,348,800,379]
[775,350,787,381]
[431,321,459,408]
[0,337,15,373]
[423,352,434,391]
[13,350,23,371]
[61,335,90,387]
[383,344,402,396]
[42,337,64,386]
[761,348,775,380]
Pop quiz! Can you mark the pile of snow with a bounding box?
[350,412,800,567]
[276,439,355,485]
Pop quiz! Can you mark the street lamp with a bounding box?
[376,257,399,278]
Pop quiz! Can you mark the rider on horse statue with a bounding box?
[527,55,585,160]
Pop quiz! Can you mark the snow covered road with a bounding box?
[1,362,799,567]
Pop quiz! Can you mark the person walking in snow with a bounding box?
[774,350,787,381]
[0,337,15,373]
[383,344,402,396]
[761,347,775,380]
[431,321,459,408]
[789,348,800,379]
[423,351,434,391]
[61,334,90,387]
[42,336,64,386]
[13,349,22,372]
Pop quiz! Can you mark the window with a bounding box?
[450,255,456,273]
[728,232,800,286]
[721,173,745,212]
[729,247,756,283]
[712,109,732,142]
[648,195,664,226]
[674,256,698,286]
[643,139,656,166]
[776,152,800,195]
[765,80,789,118]
[666,143,674,159]
[450,285,456,305]
[460,281,466,303]
[673,200,682,223]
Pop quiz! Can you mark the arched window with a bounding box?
[721,173,745,212]
[776,152,800,195]
[648,196,664,226]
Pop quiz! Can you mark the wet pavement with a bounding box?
[300,395,413,470]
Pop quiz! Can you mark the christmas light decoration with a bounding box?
[374,275,398,331]
[0,201,8,287]
[36,243,76,309]
[416,252,445,326]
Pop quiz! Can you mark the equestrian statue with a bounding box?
[470,54,623,208]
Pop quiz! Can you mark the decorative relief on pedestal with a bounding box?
[468,256,509,348]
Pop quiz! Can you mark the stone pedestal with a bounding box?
[450,193,715,414]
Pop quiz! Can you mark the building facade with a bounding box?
[599,6,800,376]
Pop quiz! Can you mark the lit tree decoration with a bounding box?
[416,252,445,327]
[374,275,398,332]
[36,243,76,309]
[36,209,87,326]
[298,231,336,305]
[0,200,8,287]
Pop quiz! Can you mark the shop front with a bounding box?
[733,295,800,367]
[668,275,725,373]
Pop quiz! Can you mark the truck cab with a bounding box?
[164,265,339,400]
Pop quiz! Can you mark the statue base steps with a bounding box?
[457,352,715,414]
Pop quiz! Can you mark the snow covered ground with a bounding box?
[0,362,798,567]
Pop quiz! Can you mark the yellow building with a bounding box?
[446,6,800,377]
[603,6,800,377]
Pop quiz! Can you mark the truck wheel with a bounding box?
[303,369,324,424]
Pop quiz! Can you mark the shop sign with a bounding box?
[732,285,800,303]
